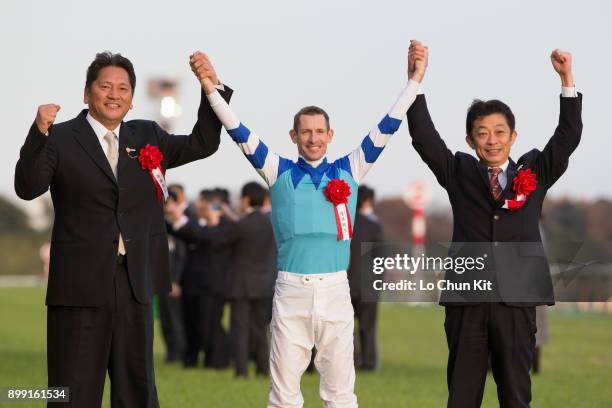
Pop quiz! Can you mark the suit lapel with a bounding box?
[118,121,137,182]
[476,161,494,204]
[72,110,117,185]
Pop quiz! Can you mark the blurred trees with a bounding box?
[0,195,50,275]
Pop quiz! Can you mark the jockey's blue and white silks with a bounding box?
[207,81,419,274]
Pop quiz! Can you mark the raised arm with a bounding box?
[191,52,287,188]
[344,44,426,184]
[536,49,582,188]
[405,41,456,189]
[14,104,61,200]
[157,53,233,170]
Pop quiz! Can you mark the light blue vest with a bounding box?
[270,157,358,274]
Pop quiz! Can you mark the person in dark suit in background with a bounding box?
[167,189,232,369]
[347,185,384,371]
[168,183,196,220]
[406,41,582,407]
[14,51,231,407]
[167,189,210,368]
[158,187,189,363]
[206,182,277,377]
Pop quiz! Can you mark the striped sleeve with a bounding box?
[347,80,420,183]
[207,90,283,187]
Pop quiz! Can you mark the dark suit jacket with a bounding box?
[209,209,277,300]
[172,217,235,296]
[14,87,233,306]
[407,93,582,306]
[348,212,383,300]
[172,217,210,297]
[173,210,276,299]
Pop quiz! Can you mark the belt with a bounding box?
[277,270,347,285]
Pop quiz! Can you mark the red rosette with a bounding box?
[324,179,351,205]
[324,179,353,240]
[138,144,164,171]
[506,199,526,211]
[512,168,537,197]
[138,144,166,202]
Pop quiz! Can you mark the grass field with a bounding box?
[0,287,611,407]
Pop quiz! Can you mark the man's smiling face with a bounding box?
[290,113,334,162]
[466,113,517,167]
[84,66,133,129]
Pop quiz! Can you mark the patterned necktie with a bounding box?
[103,132,126,255]
[489,167,503,201]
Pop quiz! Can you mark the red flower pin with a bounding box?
[324,179,351,205]
[503,168,537,211]
[136,144,167,202]
[324,179,353,240]
[138,144,164,171]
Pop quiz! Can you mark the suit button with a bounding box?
[493,241,499,247]
[118,212,124,217]
[493,215,499,220]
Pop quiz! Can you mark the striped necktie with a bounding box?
[488,167,503,201]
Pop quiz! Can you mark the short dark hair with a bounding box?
[293,106,330,132]
[168,183,184,194]
[86,51,136,91]
[241,182,266,207]
[199,189,213,201]
[211,188,230,205]
[466,99,515,136]
[357,185,375,209]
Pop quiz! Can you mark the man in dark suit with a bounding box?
[169,189,211,368]
[347,185,383,371]
[158,186,189,363]
[406,42,582,407]
[168,189,232,369]
[167,183,277,377]
[14,51,231,407]
[219,182,277,377]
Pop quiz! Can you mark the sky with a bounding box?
[2,0,611,211]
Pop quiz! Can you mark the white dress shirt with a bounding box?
[86,112,121,153]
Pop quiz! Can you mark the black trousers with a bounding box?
[230,298,271,376]
[47,256,159,408]
[202,292,230,369]
[444,303,536,408]
[158,291,185,362]
[351,298,379,370]
[180,293,205,367]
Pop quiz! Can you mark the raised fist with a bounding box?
[550,49,573,86]
[35,104,61,135]
[189,51,219,93]
[408,40,428,83]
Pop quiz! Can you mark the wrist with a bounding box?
[409,73,424,83]
[35,122,48,135]
[560,73,574,87]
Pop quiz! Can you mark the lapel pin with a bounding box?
[126,147,138,159]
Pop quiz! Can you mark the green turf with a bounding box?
[0,287,610,407]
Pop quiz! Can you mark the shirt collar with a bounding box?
[86,112,121,140]
[487,159,509,174]
[298,155,326,168]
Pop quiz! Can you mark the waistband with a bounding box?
[277,270,347,286]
